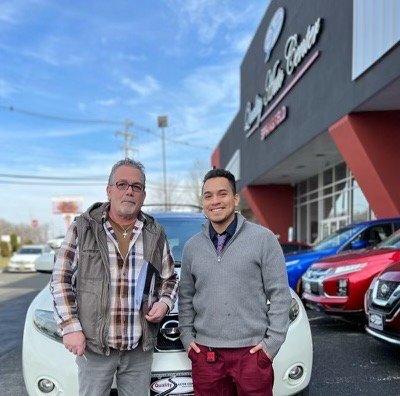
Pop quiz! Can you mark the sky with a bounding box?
[0,0,268,236]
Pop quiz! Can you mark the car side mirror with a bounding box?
[350,239,367,250]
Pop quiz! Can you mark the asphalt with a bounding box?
[0,272,400,396]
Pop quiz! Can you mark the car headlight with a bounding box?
[368,275,379,291]
[289,298,299,323]
[333,263,366,275]
[33,309,62,342]
[286,259,300,267]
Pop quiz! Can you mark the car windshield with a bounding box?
[376,230,400,249]
[155,216,205,264]
[313,225,364,251]
[17,247,43,254]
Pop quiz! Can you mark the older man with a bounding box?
[50,158,178,396]
[179,168,291,395]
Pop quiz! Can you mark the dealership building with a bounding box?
[211,0,400,244]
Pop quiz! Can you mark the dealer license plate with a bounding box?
[150,372,193,395]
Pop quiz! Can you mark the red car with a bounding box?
[301,231,400,314]
[365,261,400,345]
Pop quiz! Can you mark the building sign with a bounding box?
[264,7,285,63]
[245,15,323,138]
[260,106,287,140]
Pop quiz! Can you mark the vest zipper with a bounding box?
[95,226,111,355]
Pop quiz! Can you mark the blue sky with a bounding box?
[0,0,268,235]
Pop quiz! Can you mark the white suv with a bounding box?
[23,212,312,395]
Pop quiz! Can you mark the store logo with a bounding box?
[245,17,323,138]
[150,376,193,395]
[264,7,285,63]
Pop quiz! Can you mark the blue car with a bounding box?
[285,218,400,292]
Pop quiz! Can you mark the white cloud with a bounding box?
[78,102,87,112]
[231,32,253,54]
[166,0,265,45]
[0,1,26,24]
[96,98,119,107]
[23,38,85,67]
[0,78,16,97]
[121,75,160,96]
[116,53,147,62]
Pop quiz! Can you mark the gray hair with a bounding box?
[108,158,146,187]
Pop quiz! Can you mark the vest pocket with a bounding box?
[77,285,101,343]
[79,250,104,280]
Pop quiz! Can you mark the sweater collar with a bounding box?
[203,212,245,239]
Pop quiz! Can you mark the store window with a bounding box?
[294,162,372,244]
[351,180,369,221]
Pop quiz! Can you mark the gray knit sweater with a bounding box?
[178,213,292,358]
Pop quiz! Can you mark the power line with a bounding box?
[0,177,196,191]
[1,104,213,150]
[0,105,121,125]
[0,173,106,180]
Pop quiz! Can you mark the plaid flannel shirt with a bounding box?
[50,213,177,350]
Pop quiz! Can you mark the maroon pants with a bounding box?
[189,345,274,396]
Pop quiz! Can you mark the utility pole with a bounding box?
[115,119,134,158]
[157,115,168,210]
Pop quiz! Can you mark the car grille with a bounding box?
[303,268,332,296]
[155,314,184,352]
[156,334,184,351]
[376,280,399,301]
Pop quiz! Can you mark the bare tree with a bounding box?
[185,160,208,208]
[0,218,48,244]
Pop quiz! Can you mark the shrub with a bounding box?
[0,241,11,257]
[10,234,19,253]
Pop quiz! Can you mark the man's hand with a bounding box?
[188,341,200,354]
[63,331,86,356]
[145,301,169,323]
[249,343,272,360]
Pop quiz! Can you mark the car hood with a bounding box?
[313,248,400,268]
[11,254,41,263]
[378,261,400,282]
[36,268,183,314]
[35,252,55,272]
[34,284,53,310]
[285,248,337,264]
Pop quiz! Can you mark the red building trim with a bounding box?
[329,111,400,218]
[242,185,294,242]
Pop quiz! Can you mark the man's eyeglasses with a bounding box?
[114,181,145,192]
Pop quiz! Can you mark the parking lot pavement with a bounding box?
[0,272,49,396]
[1,272,400,396]
[307,309,400,395]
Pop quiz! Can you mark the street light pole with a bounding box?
[157,115,168,211]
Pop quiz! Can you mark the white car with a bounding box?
[8,245,51,272]
[35,251,56,273]
[46,236,65,251]
[23,213,313,395]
